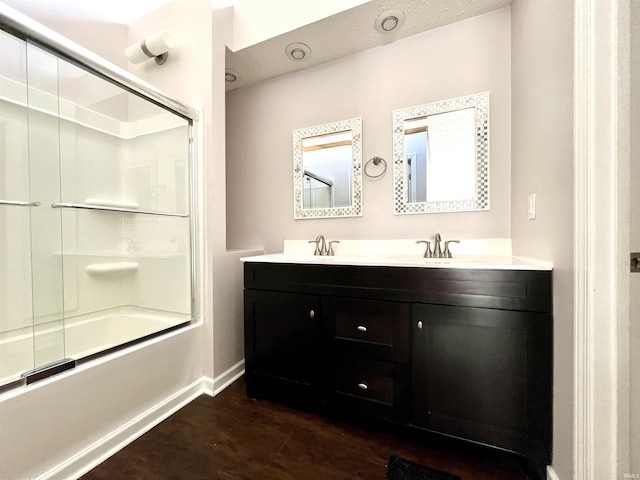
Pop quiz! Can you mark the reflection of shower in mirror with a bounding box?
[293,117,362,219]
[303,170,333,209]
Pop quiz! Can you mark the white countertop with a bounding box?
[241,239,553,271]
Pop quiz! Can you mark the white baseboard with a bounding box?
[547,465,560,480]
[211,359,245,396]
[44,364,245,480]
[47,377,205,480]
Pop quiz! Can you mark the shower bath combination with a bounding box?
[0,10,198,390]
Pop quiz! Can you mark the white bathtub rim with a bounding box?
[0,320,203,403]
[0,309,192,385]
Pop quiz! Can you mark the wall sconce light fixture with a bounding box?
[125,31,175,65]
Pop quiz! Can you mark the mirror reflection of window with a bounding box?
[393,92,489,216]
[424,108,476,202]
[403,108,476,204]
[301,131,352,209]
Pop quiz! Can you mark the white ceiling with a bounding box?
[225,0,511,91]
[2,0,511,92]
[1,0,173,24]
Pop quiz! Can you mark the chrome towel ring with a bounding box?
[364,156,387,179]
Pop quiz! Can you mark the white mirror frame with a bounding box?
[293,117,362,219]
[392,92,490,215]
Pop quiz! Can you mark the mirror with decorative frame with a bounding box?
[393,92,489,214]
[293,117,362,219]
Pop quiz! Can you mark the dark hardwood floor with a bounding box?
[81,378,529,480]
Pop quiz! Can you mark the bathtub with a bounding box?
[0,309,189,386]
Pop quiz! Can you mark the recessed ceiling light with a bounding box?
[381,15,399,31]
[225,68,239,83]
[285,42,311,61]
[374,9,406,34]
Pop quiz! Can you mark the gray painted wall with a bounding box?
[226,7,512,253]
[510,1,574,478]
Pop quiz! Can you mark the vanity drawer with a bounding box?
[332,354,409,421]
[324,297,409,363]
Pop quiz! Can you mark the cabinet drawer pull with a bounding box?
[357,383,368,390]
[417,321,423,330]
[309,309,315,319]
[356,325,367,332]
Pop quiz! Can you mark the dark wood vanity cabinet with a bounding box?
[244,290,321,403]
[323,297,410,422]
[244,262,552,478]
[411,303,552,467]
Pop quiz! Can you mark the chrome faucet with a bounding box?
[433,233,442,258]
[443,240,460,258]
[308,235,339,255]
[327,240,340,256]
[309,235,326,255]
[317,235,326,255]
[416,240,432,258]
[417,234,460,258]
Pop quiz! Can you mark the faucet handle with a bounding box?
[416,240,432,258]
[308,239,321,256]
[443,240,460,258]
[327,240,340,256]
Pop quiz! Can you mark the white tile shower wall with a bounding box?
[57,115,191,319]
[225,7,512,254]
[0,101,32,334]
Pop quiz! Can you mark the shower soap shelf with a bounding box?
[86,262,139,275]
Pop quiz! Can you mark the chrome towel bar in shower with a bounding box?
[0,200,41,207]
[50,202,189,218]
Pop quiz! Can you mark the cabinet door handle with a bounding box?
[309,309,315,319]
[357,382,368,390]
[357,325,367,332]
[417,321,423,330]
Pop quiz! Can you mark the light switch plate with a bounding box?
[528,194,536,220]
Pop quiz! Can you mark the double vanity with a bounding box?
[250,87,550,478]
[242,239,553,479]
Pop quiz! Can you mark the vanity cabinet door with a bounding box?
[244,290,321,403]
[411,303,552,463]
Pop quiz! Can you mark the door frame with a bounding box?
[574,0,631,479]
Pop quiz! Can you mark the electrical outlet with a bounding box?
[528,194,536,220]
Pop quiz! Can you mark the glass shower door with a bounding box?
[0,30,36,384]
[54,49,193,360]
[0,25,194,389]
[0,33,69,386]
[25,41,66,371]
